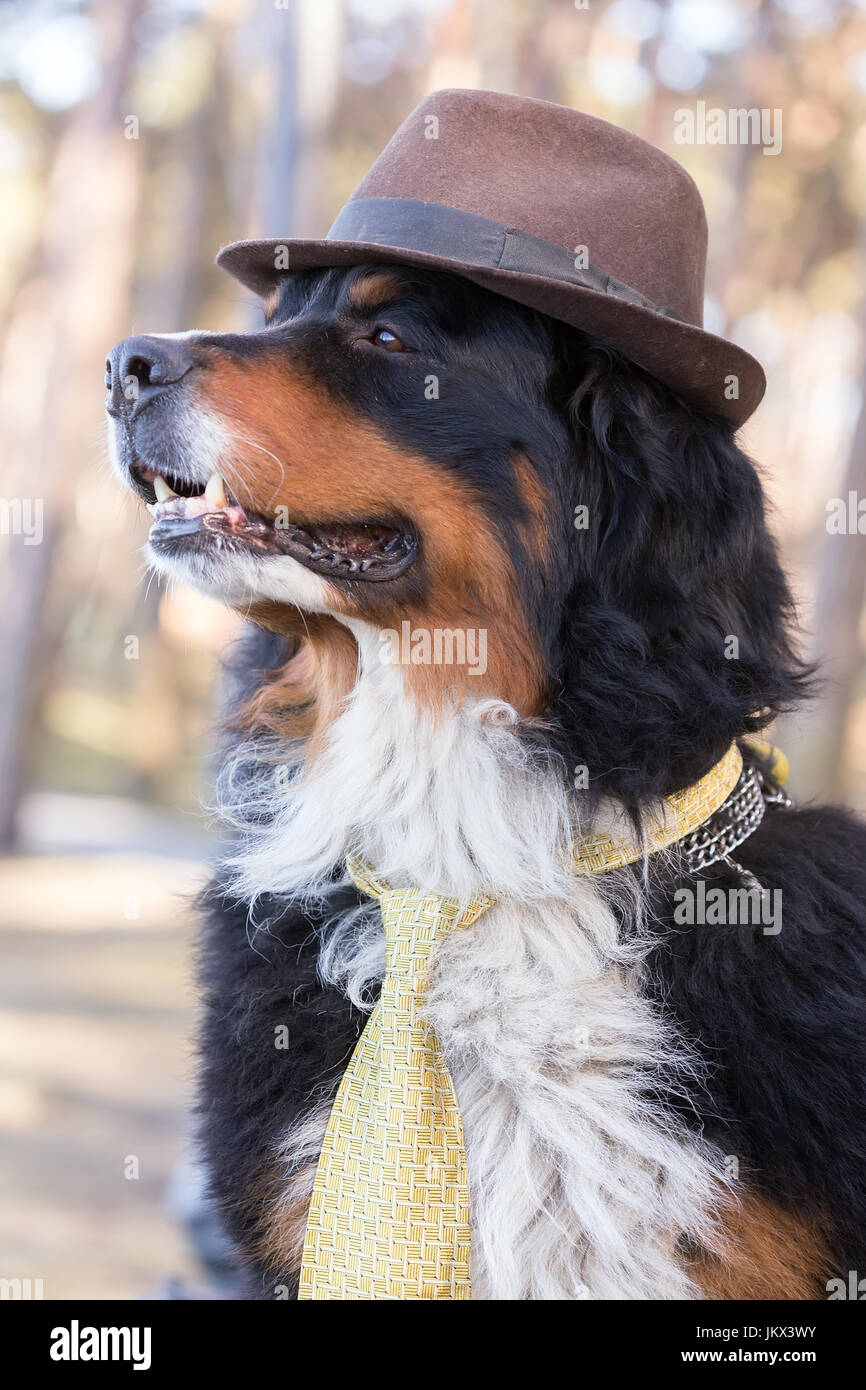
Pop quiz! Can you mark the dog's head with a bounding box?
[107,264,807,806]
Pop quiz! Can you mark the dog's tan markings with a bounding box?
[234,613,359,753]
[347,270,412,313]
[252,1159,318,1282]
[689,1190,834,1300]
[262,286,282,322]
[234,1156,317,1291]
[512,452,554,562]
[398,490,545,716]
[188,360,547,715]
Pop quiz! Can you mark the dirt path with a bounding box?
[0,852,208,1299]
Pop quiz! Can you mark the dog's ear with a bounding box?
[549,339,811,805]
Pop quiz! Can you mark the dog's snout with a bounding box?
[105,334,196,416]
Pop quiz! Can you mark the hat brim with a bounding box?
[215,237,765,428]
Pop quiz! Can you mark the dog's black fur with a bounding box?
[646,807,866,1280]
[184,267,866,1295]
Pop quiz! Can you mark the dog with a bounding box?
[106,91,866,1300]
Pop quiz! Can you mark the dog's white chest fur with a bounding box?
[224,633,726,1299]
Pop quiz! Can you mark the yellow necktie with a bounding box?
[298,857,495,1300]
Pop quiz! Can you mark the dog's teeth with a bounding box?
[146,502,157,517]
[205,473,227,508]
[153,475,175,501]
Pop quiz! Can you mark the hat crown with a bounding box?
[216,88,765,425]
[350,89,708,328]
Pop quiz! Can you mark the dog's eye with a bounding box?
[372,327,406,352]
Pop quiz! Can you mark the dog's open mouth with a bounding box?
[133,465,418,581]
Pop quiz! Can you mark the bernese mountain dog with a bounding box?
[105,259,866,1301]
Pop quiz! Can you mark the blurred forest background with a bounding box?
[2,0,866,1298]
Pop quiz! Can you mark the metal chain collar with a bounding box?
[678,755,793,882]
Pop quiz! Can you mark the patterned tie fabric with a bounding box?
[298,857,495,1301]
[298,742,751,1300]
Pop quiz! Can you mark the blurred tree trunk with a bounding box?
[0,0,144,846]
[775,186,866,804]
[634,0,672,147]
[255,0,343,243]
[782,345,866,802]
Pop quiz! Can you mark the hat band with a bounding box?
[328,197,685,324]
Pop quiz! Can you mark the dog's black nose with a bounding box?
[105,334,196,416]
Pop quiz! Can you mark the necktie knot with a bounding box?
[346,854,495,976]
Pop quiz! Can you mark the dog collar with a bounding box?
[573,740,791,880]
[571,743,745,875]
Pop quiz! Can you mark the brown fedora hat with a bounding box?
[217,89,764,427]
